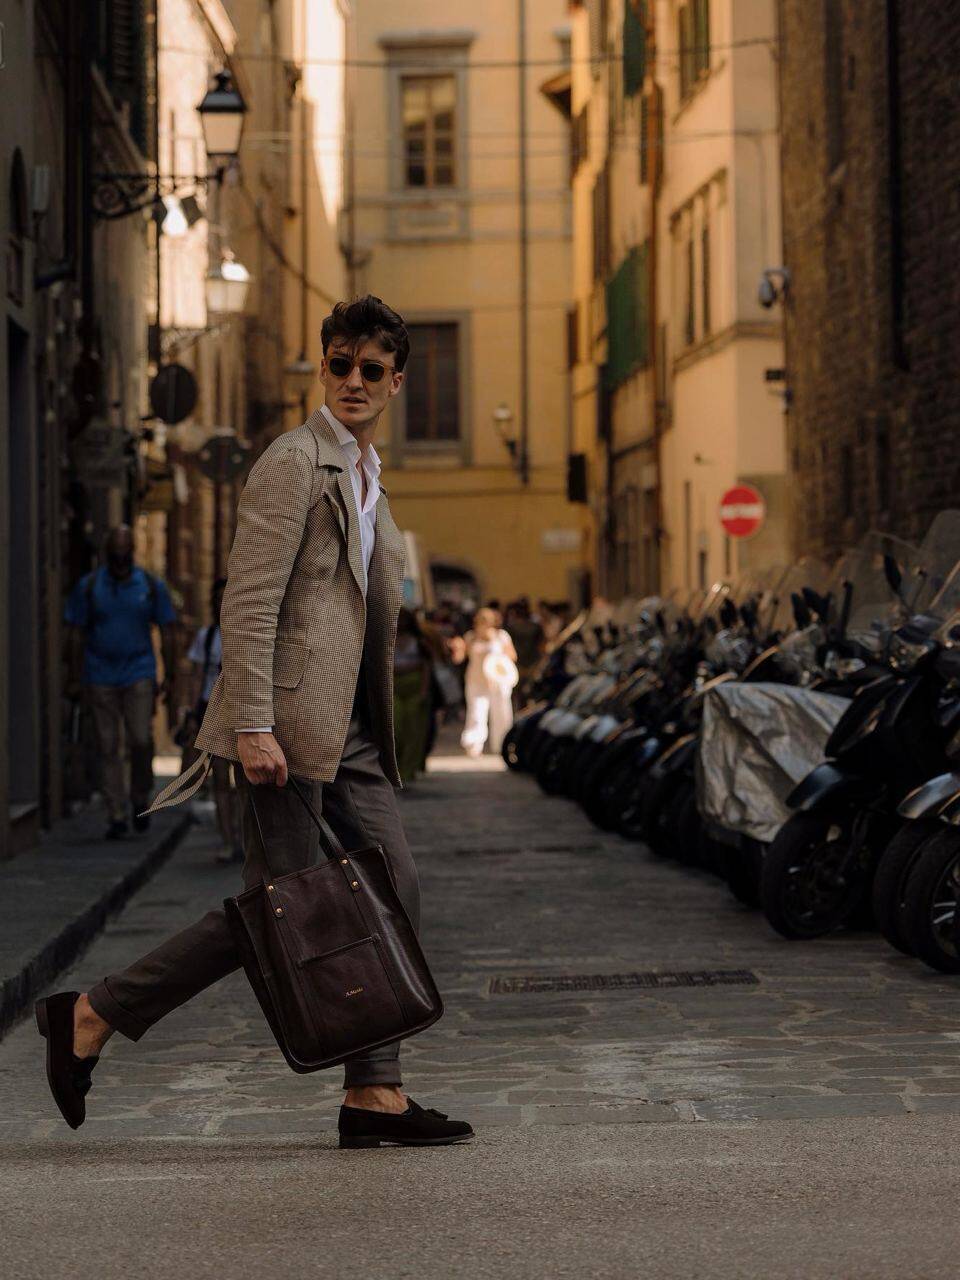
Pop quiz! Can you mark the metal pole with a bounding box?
[518,0,530,485]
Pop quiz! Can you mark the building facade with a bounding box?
[779,0,960,558]
[655,0,787,592]
[343,0,588,609]
[570,0,788,600]
[1,0,155,856]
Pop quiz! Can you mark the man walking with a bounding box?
[38,296,472,1149]
[65,526,177,838]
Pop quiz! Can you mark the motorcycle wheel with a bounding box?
[643,770,688,857]
[761,808,863,940]
[617,767,661,844]
[535,738,570,796]
[901,828,960,974]
[871,819,941,956]
[502,724,523,771]
[667,780,702,867]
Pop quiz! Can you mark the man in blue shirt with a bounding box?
[65,526,177,838]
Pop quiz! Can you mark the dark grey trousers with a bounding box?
[87,715,420,1088]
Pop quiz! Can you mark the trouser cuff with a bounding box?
[342,1059,403,1089]
[87,980,152,1042]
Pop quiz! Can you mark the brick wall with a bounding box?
[779,0,960,558]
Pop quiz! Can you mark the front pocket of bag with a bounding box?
[298,935,407,1057]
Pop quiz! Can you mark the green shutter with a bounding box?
[605,241,652,390]
[623,2,647,97]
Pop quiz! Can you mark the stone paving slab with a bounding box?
[0,806,189,1037]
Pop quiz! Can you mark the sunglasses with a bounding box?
[327,355,395,384]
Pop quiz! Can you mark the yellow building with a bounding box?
[569,0,787,599]
[342,1,590,608]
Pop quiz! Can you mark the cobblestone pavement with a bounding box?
[4,744,960,1277]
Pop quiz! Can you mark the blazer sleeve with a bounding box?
[219,443,314,730]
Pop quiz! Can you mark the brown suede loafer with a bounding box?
[339,1099,474,1148]
[35,991,99,1130]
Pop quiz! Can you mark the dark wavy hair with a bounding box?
[320,295,410,373]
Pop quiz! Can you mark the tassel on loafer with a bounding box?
[339,1098,474,1148]
[35,991,99,1130]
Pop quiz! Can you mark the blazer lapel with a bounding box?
[335,469,367,598]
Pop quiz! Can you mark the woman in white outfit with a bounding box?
[458,607,518,757]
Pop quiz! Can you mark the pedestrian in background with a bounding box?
[178,578,242,864]
[457,607,518,758]
[392,607,434,783]
[64,525,177,838]
[504,597,544,704]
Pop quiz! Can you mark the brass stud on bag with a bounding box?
[275,907,283,916]
[351,880,359,889]
[341,859,349,866]
[267,884,274,891]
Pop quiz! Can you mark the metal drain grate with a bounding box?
[489,969,759,994]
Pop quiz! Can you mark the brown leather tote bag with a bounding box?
[224,778,443,1074]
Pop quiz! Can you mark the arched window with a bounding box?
[6,147,28,305]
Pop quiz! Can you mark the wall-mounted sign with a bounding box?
[720,484,766,539]
[149,363,198,425]
[541,527,581,553]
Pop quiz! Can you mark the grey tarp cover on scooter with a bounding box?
[697,683,851,843]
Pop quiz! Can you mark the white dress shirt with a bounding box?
[240,407,381,734]
[319,404,381,590]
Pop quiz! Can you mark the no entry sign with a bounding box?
[720,484,766,539]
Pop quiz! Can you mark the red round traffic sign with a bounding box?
[720,484,766,539]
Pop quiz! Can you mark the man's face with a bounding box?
[320,337,404,433]
[105,532,134,580]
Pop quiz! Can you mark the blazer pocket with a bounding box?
[272,639,309,689]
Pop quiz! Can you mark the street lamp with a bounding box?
[94,67,247,219]
[205,254,251,314]
[197,70,247,164]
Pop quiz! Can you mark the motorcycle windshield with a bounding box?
[918,511,960,621]
[841,510,960,640]
[839,531,922,636]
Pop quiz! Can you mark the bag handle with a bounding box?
[247,775,348,865]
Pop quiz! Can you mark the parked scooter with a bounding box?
[869,566,960,972]
[760,514,960,940]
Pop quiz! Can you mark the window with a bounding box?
[592,163,610,281]
[605,241,651,389]
[623,2,647,97]
[640,85,664,188]
[401,75,457,188]
[701,221,711,336]
[566,305,579,369]
[405,323,460,443]
[678,4,695,99]
[678,1,709,102]
[693,0,710,78]
[684,236,695,346]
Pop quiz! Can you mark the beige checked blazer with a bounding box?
[194,410,406,786]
